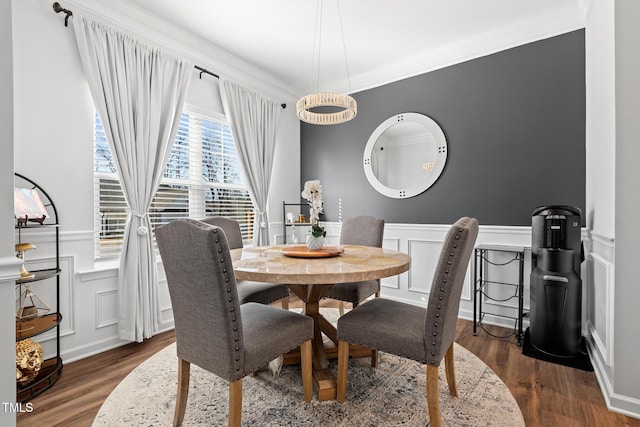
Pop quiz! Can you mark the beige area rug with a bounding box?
[94,310,524,427]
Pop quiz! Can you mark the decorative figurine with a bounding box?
[15,243,37,279]
[16,338,43,384]
[16,283,51,321]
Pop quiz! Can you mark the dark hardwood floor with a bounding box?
[16,298,640,427]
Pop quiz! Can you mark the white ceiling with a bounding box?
[103,0,587,97]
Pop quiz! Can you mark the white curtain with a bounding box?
[219,78,281,246]
[73,13,193,342]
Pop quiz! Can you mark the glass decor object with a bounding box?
[16,284,51,321]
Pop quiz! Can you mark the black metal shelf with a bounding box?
[16,357,63,403]
[16,313,63,341]
[15,268,61,285]
[282,202,312,244]
[14,173,62,403]
[15,224,60,229]
[473,245,527,345]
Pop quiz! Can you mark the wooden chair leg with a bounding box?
[281,295,289,310]
[173,358,190,427]
[371,349,378,367]
[426,364,442,427]
[444,343,458,397]
[300,340,313,402]
[337,340,350,403]
[338,301,345,316]
[228,380,242,427]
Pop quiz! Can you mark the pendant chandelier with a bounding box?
[297,0,357,126]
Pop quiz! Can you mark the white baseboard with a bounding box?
[62,336,130,364]
[587,334,640,419]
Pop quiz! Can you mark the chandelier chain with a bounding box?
[336,0,351,93]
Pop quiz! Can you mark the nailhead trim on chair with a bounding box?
[426,223,467,365]
[212,227,243,378]
[207,227,311,376]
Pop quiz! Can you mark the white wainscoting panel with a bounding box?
[584,231,615,372]
[381,237,400,289]
[407,239,446,295]
[95,289,118,329]
[67,263,126,363]
[589,252,614,365]
[156,264,176,333]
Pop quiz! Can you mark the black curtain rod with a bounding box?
[52,2,286,109]
[195,66,286,109]
[194,65,219,80]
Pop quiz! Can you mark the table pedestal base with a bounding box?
[313,368,337,401]
[284,339,373,401]
[284,284,375,401]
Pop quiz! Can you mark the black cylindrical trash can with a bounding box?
[529,206,584,358]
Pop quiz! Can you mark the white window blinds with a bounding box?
[94,110,254,258]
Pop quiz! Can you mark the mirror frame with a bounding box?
[363,112,448,199]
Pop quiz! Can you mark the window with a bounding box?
[94,110,254,258]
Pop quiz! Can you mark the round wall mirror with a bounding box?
[363,113,448,198]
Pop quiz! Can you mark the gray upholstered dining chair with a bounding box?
[201,216,289,309]
[156,218,313,427]
[336,217,478,427]
[323,215,385,315]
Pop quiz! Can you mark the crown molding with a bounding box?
[62,1,588,101]
[578,0,597,23]
[333,3,587,95]
[63,0,298,101]
[578,0,596,18]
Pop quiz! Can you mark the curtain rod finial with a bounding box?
[52,2,73,27]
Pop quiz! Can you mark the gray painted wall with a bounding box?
[301,30,585,226]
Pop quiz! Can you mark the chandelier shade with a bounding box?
[298,0,356,126]
[296,92,357,125]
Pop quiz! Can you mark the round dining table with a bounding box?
[230,244,411,401]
